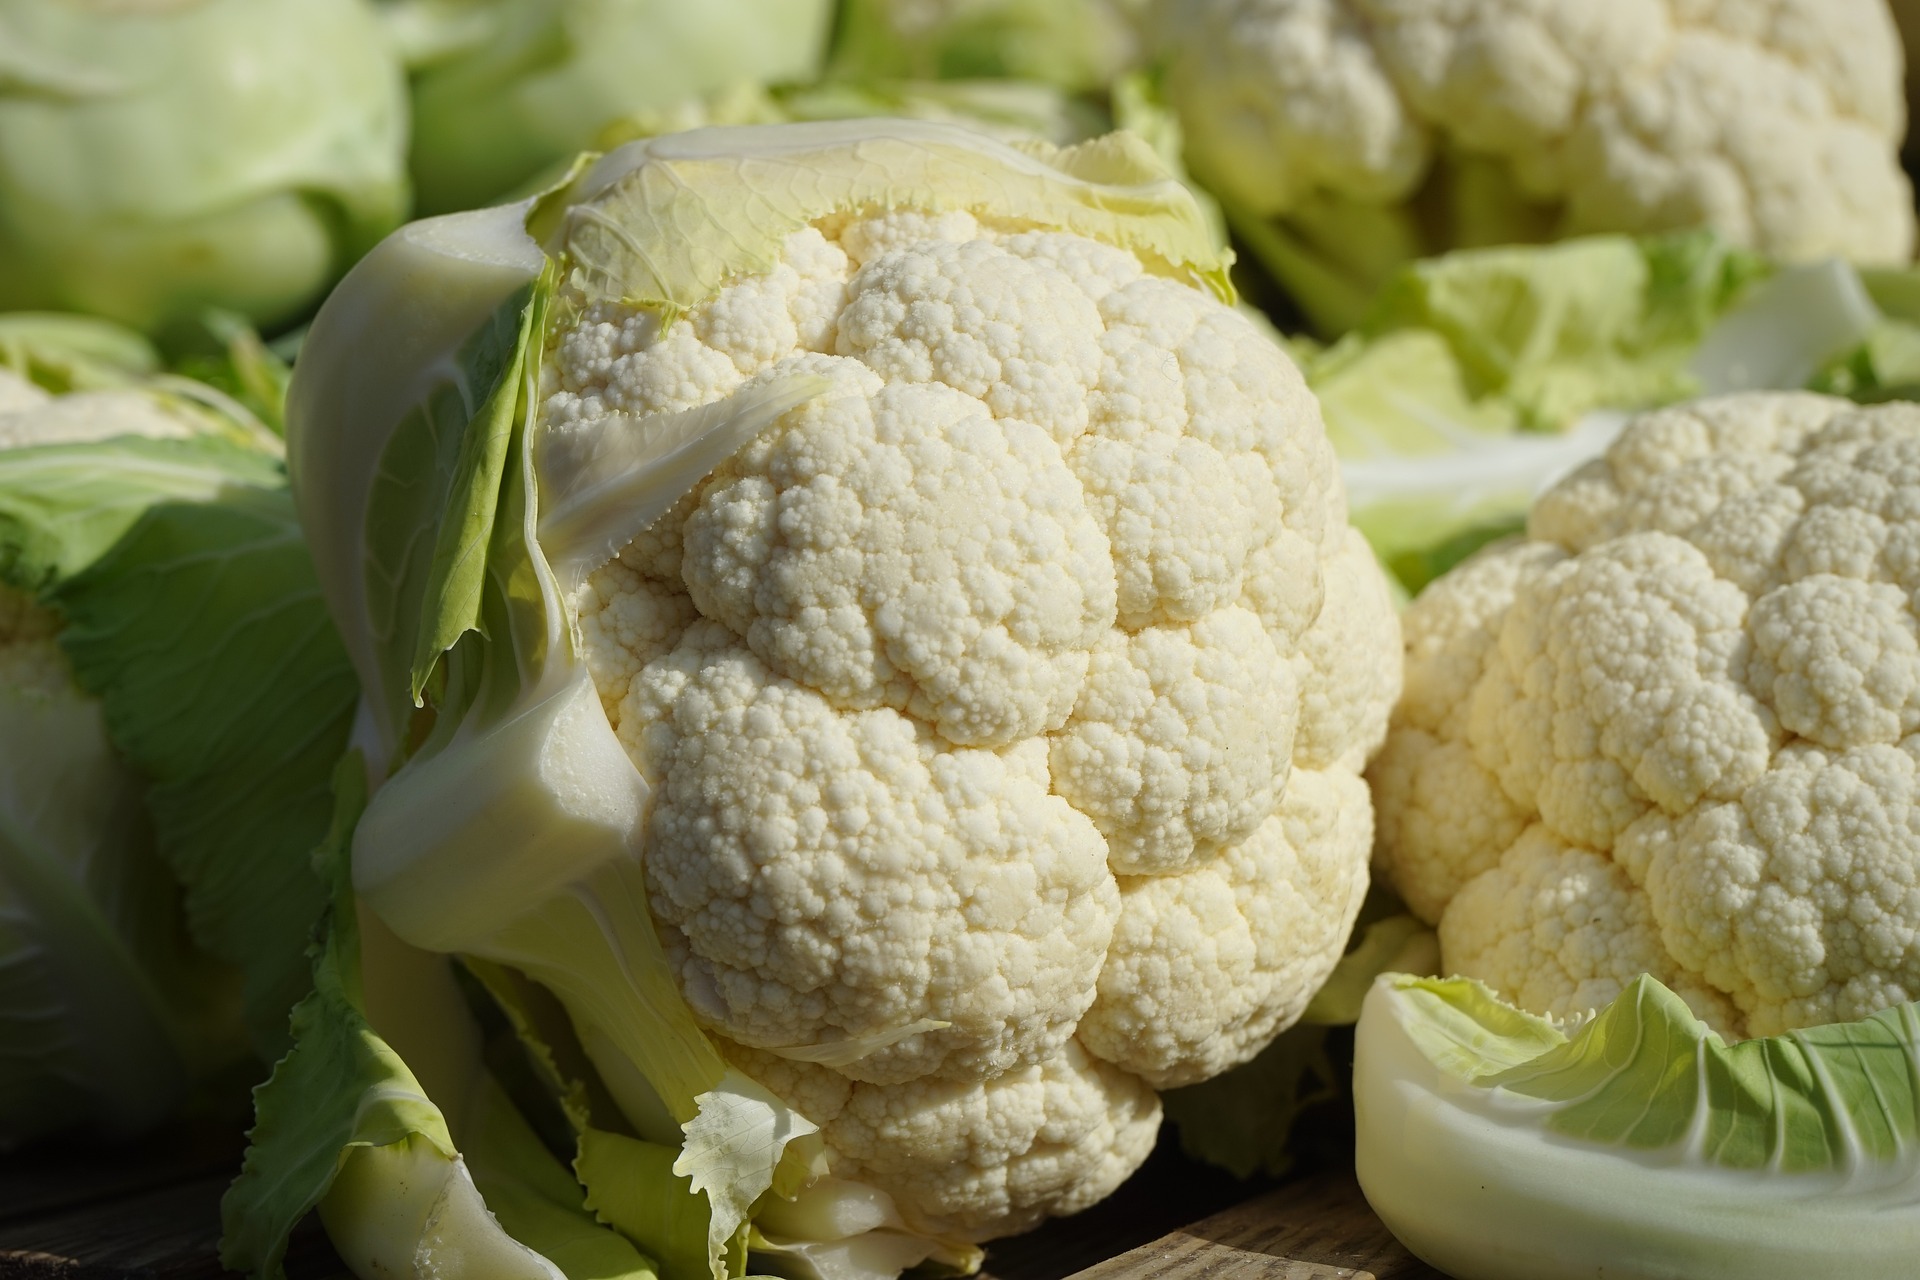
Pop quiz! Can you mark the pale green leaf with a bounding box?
[467,1080,664,1280]
[54,482,358,1052]
[0,435,280,593]
[674,1076,818,1280]
[1161,1025,1342,1181]
[578,1127,731,1280]
[0,312,158,392]
[548,120,1232,321]
[219,760,447,1279]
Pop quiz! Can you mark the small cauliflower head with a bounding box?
[1149,0,1915,268]
[546,127,1401,1239]
[1374,391,1920,1040]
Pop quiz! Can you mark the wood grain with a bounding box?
[0,1162,344,1280]
[1063,1173,1447,1280]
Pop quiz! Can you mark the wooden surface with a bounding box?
[0,1126,1445,1280]
[1061,1175,1444,1280]
[0,1121,340,1280]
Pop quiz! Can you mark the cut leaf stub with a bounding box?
[1354,974,1920,1280]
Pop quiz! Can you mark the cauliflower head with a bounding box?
[1149,0,1914,306]
[553,180,1398,1233]
[1374,391,1920,1040]
[303,123,1402,1259]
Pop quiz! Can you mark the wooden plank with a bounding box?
[0,1125,1435,1280]
[0,1175,229,1280]
[0,1122,244,1225]
[0,1173,344,1280]
[1063,1172,1448,1280]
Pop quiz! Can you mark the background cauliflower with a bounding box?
[1374,391,1920,1038]
[1148,0,1916,332]
[554,200,1401,1236]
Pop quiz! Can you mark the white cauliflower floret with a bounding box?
[1050,610,1297,875]
[1440,824,1741,1034]
[1369,540,1560,920]
[834,235,1106,445]
[681,358,1116,748]
[1291,527,1401,771]
[1154,0,1428,214]
[1149,0,1915,267]
[726,1038,1161,1240]
[1375,393,1920,1039]
[629,620,1118,1086]
[1077,768,1372,1086]
[556,204,1401,1236]
[1629,743,1920,1037]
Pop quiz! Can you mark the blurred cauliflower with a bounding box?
[1148,0,1916,332]
[0,0,407,334]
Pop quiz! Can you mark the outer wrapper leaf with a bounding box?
[220,759,426,1277]
[543,121,1232,318]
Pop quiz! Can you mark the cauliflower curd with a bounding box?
[551,203,1399,1235]
[1375,392,1920,1040]
[1149,0,1915,329]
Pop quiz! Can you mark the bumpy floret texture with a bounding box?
[1374,392,1920,1039]
[550,210,1400,1235]
[1149,0,1915,264]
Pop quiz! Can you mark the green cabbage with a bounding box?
[383,0,838,214]
[0,0,408,335]
[1355,974,1920,1280]
[825,0,1142,93]
[0,331,364,1145]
